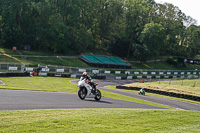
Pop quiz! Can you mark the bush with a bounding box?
[166,57,177,66]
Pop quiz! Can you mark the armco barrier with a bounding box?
[114,75,199,80]
[1,62,200,78]
[91,75,106,79]
[46,73,106,79]
[116,85,200,102]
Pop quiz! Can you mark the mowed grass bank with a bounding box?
[123,79,200,97]
[0,77,170,109]
[0,109,200,133]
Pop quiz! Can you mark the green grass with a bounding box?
[0,47,20,55]
[132,61,200,70]
[20,49,79,56]
[0,55,90,67]
[0,55,23,63]
[0,109,200,133]
[26,57,90,67]
[0,77,77,93]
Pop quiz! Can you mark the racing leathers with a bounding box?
[80,75,96,94]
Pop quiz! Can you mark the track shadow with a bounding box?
[84,99,112,104]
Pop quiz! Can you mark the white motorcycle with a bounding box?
[138,88,145,95]
[78,79,101,101]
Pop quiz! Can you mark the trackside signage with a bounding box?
[42,68,49,72]
[79,69,86,72]
[56,69,64,72]
[115,71,121,74]
[9,67,18,71]
[26,67,33,71]
[105,71,110,74]
[125,71,130,74]
[92,70,99,74]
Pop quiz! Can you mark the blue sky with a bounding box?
[155,0,199,25]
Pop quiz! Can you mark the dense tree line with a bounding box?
[0,0,200,61]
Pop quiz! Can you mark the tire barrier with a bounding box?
[0,72,30,77]
[0,73,6,77]
[116,85,200,102]
[91,75,106,79]
[47,73,71,77]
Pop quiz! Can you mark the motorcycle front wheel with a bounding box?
[78,88,87,100]
[94,89,101,101]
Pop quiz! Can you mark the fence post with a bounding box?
[193,81,196,87]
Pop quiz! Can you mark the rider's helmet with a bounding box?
[82,72,88,78]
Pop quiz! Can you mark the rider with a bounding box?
[80,72,96,94]
[139,88,145,95]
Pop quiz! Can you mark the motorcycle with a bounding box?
[78,79,101,101]
[138,88,145,95]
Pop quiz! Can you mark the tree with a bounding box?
[0,0,199,60]
[140,22,165,59]
[183,25,200,57]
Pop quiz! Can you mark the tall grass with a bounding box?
[157,79,200,87]
[125,79,200,97]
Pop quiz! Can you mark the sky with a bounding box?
[154,0,200,25]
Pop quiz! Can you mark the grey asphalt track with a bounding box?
[0,89,164,110]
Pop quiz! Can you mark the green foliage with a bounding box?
[140,22,165,58]
[166,57,178,66]
[0,0,200,60]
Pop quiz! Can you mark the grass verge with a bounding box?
[104,86,200,105]
[0,77,77,93]
[0,109,200,133]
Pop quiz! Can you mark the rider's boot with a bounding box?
[92,86,96,95]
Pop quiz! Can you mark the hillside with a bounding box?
[1,0,200,63]
[0,47,200,70]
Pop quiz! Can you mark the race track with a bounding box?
[0,79,200,111]
[0,89,164,110]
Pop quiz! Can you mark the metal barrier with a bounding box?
[0,63,199,79]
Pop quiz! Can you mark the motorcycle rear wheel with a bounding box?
[94,89,101,101]
[78,88,87,100]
